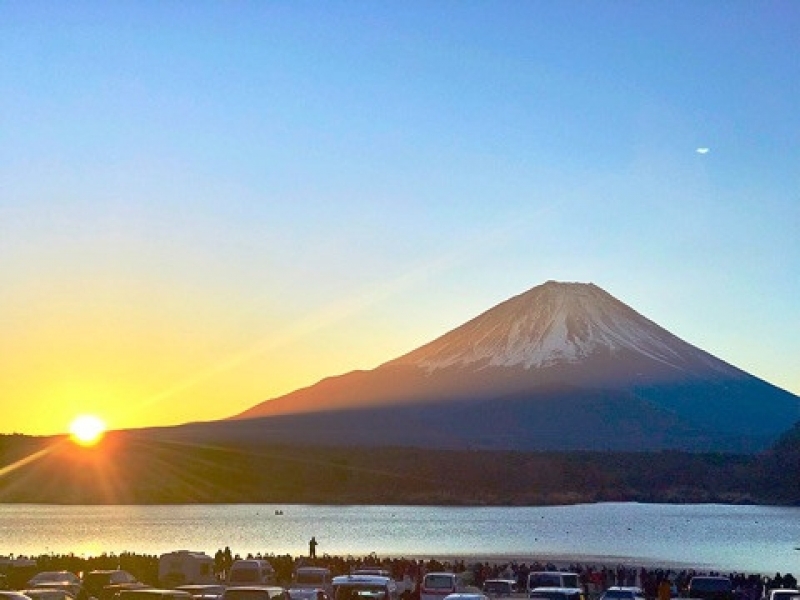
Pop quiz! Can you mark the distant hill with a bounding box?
[219,281,798,453]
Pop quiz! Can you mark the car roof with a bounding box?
[296,568,330,573]
[333,576,391,585]
[87,570,129,574]
[176,586,225,591]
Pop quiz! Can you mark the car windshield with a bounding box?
[297,574,325,585]
[692,580,731,592]
[603,592,635,599]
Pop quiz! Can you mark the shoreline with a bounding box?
[407,553,703,571]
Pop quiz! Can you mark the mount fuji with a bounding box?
[206,281,799,452]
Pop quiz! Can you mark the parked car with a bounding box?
[227,562,276,588]
[19,590,75,600]
[598,588,646,600]
[349,572,390,580]
[528,588,585,600]
[482,580,517,597]
[763,591,800,600]
[332,575,398,600]
[221,587,287,600]
[0,593,33,600]
[288,589,329,600]
[0,558,38,591]
[118,590,192,600]
[349,570,412,596]
[292,569,332,598]
[174,585,227,600]
[443,595,488,600]
[527,574,579,594]
[687,577,733,600]
[26,572,84,600]
[83,570,147,600]
[420,574,468,600]
[159,552,217,588]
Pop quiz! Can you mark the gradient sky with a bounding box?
[2,1,798,436]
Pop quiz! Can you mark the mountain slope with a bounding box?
[229,281,799,451]
[388,282,736,376]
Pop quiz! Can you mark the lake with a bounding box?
[2,503,799,576]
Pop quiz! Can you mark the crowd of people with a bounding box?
[2,549,797,600]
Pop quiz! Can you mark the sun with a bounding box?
[68,414,107,447]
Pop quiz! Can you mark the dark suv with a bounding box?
[83,570,147,600]
[687,576,734,600]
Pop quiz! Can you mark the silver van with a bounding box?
[527,573,579,594]
[420,573,469,600]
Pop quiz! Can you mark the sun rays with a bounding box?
[0,443,59,479]
[0,427,439,504]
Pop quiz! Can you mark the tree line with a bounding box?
[0,421,798,505]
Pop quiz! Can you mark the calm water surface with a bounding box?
[2,503,800,575]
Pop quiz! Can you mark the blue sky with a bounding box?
[1,1,798,434]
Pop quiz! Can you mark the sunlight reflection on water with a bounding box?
[1,503,799,575]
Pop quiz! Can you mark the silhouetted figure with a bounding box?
[309,536,318,558]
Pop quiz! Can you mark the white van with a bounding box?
[227,560,277,587]
[527,573,579,594]
[420,573,468,600]
[158,551,217,587]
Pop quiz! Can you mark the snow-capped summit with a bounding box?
[227,281,799,452]
[388,281,736,376]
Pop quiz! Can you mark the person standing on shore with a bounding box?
[309,536,318,559]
